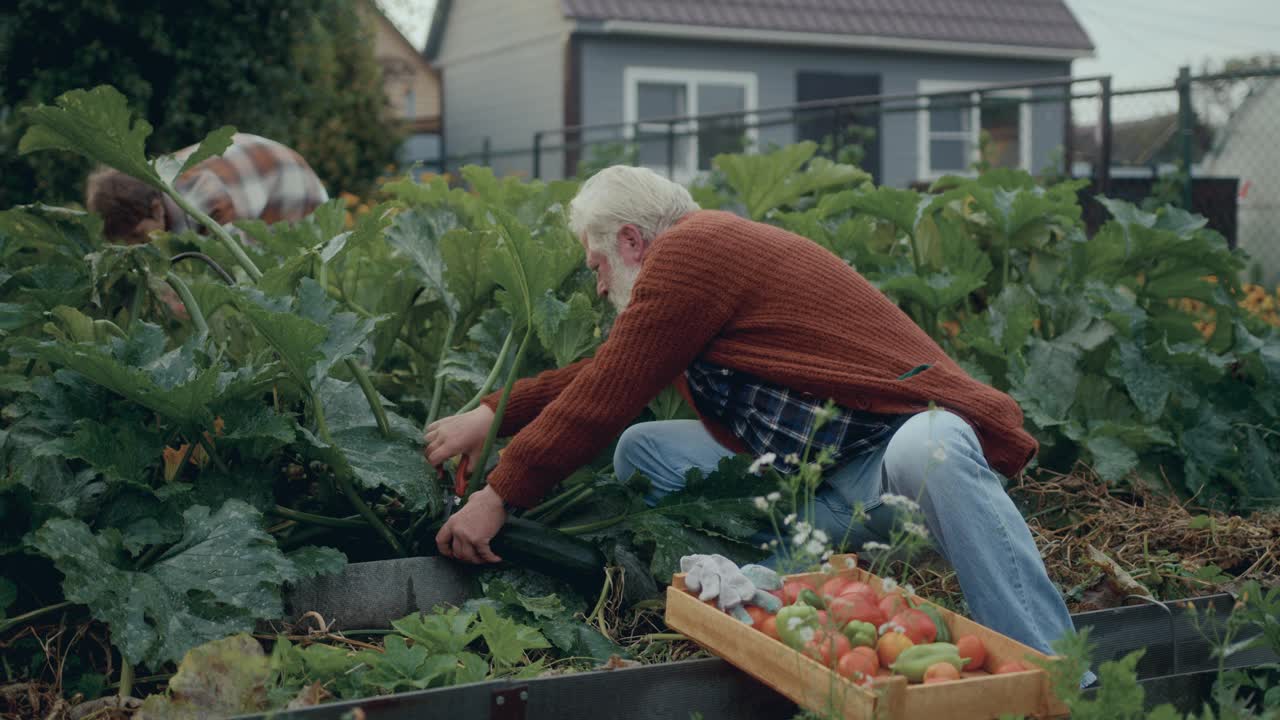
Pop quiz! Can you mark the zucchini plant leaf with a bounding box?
[715,142,869,220]
[475,604,550,667]
[153,125,236,185]
[439,227,497,317]
[390,608,482,655]
[301,378,431,511]
[385,207,462,317]
[30,499,329,667]
[533,290,599,367]
[19,86,162,190]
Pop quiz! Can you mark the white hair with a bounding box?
[569,165,699,250]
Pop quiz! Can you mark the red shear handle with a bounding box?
[453,455,471,497]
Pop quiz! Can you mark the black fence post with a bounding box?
[1177,65,1195,210]
[1098,76,1113,197]
[831,106,842,157]
[1064,82,1075,177]
[666,120,677,179]
[481,137,491,168]
[532,132,543,179]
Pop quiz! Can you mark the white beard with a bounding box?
[594,239,642,313]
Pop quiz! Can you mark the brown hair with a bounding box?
[85,168,162,240]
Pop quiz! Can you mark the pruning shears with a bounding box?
[434,455,471,523]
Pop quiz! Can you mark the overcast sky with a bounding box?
[378,0,1280,87]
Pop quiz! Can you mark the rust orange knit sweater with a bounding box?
[481,210,1037,508]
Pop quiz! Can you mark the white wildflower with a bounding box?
[904,522,930,539]
[812,529,829,544]
[844,557,857,569]
[786,616,807,631]
[821,549,833,561]
[748,452,777,475]
[903,584,916,596]
[861,541,892,553]
[794,521,812,535]
[766,491,781,502]
[769,539,779,548]
[798,626,816,644]
[878,621,907,636]
[931,443,947,463]
[760,542,771,550]
[880,493,920,512]
[792,528,811,547]
[753,496,769,511]
[821,562,833,573]
[783,513,797,526]
[784,453,801,466]
[815,404,836,424]
[805,539,825,556]
[881,578,898,592]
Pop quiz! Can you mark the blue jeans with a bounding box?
[613,410,1077,659]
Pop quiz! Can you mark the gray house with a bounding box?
[424,0,1094,186]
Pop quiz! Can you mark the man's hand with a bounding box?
[436,485,507,564]
[424,405,495,467]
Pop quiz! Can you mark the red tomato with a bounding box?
[923,662,961,684]
[878,591,908,618]
[827,593,886,627]
[889,608,937,645]
[836,649,878,680]
[760,616,781,642]
[804,630,852,668]
[744,605,773,627]
[850,645,880,671]
[955,635,986,671]
[838,581,876,600]
[820,576,849,601]
[782,580,817,605]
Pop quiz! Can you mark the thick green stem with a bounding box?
[525,483,588,522]
[272,505,368,529]
[134,542,168,570]
[347,360,391,438]
[537,487,595,526]
[310,390,407,557]
[0,601,74,635]
[458,327,516,414]
[118,662,134,699]
[424,319,458,431]
[559,513,629,536]
[126,282,145,331]
[166,272,209,336]
[466,327,532,494]
[165,190,262,282]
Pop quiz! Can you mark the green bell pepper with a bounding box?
[889,642,966,682]
[775,604,819,650]
[842,620,877,648]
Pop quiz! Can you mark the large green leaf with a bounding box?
[0,204,102,260]
[533,291,599,367]
[715,143,869,220]
[302,378,432,511]
[385,207,462,316]
[439,227,497,317]
[153,125,237,186]
[27,336,220,428]
[295,278,379,385]
[1107,339,1176,420]
[475,604,550,667]
[877,270,985,312]
[30,499,334,667]
[987,285,1038,354]
[487,209,582,331]
[19,86,162,190]
[1009,337,1083,427]
[51,419,164,491]
[839,186,928,235]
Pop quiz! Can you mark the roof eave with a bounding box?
[423,0,452,60]
[577,19,1095,61]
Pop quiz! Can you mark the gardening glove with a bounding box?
[679,555,782,623]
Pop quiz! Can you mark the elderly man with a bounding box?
[85,133,329,244]
[425,165,1078,661]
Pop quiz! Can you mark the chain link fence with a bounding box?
[435,67,1280,283]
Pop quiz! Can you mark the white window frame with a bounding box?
[622,67,759,183]
[916,80,1032,181]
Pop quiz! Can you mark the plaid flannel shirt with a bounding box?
[685,359,906,474]
[165,133,329,237]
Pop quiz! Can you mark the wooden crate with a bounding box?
[664,554,1069,720]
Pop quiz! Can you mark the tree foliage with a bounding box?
[0,0,402,206]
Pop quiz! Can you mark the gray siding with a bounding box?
[578,37,1071,187]
[436,0,569,178]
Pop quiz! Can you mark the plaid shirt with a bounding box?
[164,133,329,236]
[685,359,906,474]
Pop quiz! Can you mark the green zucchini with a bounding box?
[490,516,606,591]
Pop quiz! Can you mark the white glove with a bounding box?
[680,554,782,623]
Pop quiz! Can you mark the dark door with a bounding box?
[796,72,882,181]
